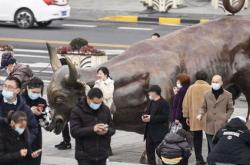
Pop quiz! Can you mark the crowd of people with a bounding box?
[0,45,250,165]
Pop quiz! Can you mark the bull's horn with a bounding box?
[65,56,78,83]
[46,43,62,72]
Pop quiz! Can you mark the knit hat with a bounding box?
[1,52,16,69]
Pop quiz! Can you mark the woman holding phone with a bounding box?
[0,111,41,165]
[22,77,47,165]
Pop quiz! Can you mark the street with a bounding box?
[0,20,184,84]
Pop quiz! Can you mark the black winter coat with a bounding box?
[70,98,115,161]
[208,118,250,165]
[144,97,170,143]
[0,93,38,145]
[22,93,47,165]
[0,118,31,165]
[156,132,191,159]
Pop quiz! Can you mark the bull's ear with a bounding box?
[74,80,90,96]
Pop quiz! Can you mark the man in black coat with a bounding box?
[142,85,170,165]
[0,76,38,144]
[208,116,250,165]
[70,88,115,165]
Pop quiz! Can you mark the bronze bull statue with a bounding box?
[46,16,250,135]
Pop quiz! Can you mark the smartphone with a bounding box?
[37,104,45,112]
[36,149,42,154]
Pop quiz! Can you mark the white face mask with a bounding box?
[176,83,182,89]
[149,95,154,101]
[211,83,221,91]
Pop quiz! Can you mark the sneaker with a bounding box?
[57,142,72,150]
[54,141,64,148]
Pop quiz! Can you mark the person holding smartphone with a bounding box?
[22,77,47,165]
[70,88,115,165]
[142,85,170,165]
[0,111,41,165]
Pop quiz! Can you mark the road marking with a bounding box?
[33,70,53,74]
[14,48,124,56]
[15,54,49,59]
[117,27,152,31]
[22,63,51,68]
[62,24,97,28]
[14,49,48,54]
[0,37,130,49]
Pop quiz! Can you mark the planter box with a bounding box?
[57,54,108,68]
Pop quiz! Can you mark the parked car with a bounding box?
[0,0,70,28]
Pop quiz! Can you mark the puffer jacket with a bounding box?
[9,64,33,87]
[208,118,250,165]
[0,118,31,165]
[70,98,115,161]
[156,132,191,159]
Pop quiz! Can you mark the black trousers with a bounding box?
[206,134,214,154]
[193,130,205,163]
[62,123,71,143]
[146,135,161,165]
[78,159,106,165]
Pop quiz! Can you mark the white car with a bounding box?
[0,0,70,28]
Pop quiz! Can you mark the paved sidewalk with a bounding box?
[68,0,250,23]
[41,98,248,165]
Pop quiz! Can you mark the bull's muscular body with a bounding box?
[47,16,250,134]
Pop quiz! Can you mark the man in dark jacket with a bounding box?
[70,88,115,165]
[208,116,250,165]
[1,52,33,88]
[142,85,170,165]
[0,76,38,144]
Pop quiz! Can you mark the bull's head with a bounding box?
[46,43,89,134]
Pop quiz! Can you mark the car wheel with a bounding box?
[14,9,35,29]
[37,21,52,28]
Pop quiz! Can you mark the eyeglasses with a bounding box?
[2,84,17,91]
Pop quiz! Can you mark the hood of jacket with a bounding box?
[165,133,186,144]
[225,118,248,131]
[11,63,33,79]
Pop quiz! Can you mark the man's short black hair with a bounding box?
[87,88,103,99]
[195,71,208,81]
[152,33,160,38]
[5,76,21,89]
[27,77,44,95]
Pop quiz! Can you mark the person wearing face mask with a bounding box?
[0,76,38,145]
[22,77,47,165]
[172,73,191,131]
[0,111,41,165]
[94,67,115,156]
[0,52,33,89]
[142,85,170,165]
[70,88,115,165]
[197,75,234,161]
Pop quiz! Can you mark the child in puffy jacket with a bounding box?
[156,129,192,165]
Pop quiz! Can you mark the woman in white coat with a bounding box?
[94,67,114,109]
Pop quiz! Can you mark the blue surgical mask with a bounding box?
[211,83,221,91]
[89,103,101,110]
[28,91,41,100]
[15,127,25,135]
[2,90,14,100]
